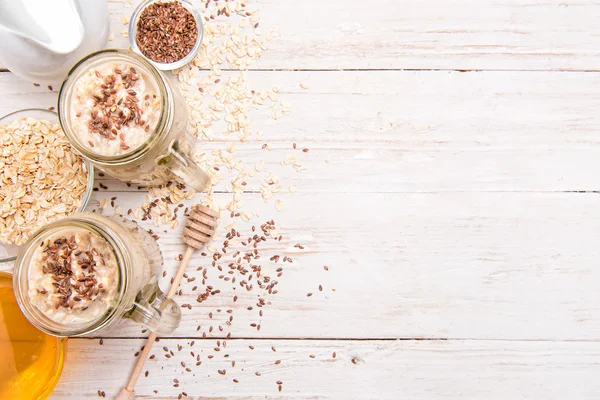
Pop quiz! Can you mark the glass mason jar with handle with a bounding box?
[57,49,209,191]
[12,213,180,337]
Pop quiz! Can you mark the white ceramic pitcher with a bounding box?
[0,0,110,84]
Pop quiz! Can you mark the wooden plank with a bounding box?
[4,191,599,340]
[103,0,600,71]
[2,70,600,192]
[3,0,600,73]
[50,338,600,399]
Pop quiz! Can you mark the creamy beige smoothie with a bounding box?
[69,62,161,156]
[28,228,119,325]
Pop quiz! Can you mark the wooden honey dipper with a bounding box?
[117,204,218,400]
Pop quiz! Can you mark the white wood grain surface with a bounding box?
[0,0,599,398]
[5,0,600,71]
[51,338,600,399]
[88,0,600,71]
[2,71,600,192]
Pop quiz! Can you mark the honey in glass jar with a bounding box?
[0,271,66,399]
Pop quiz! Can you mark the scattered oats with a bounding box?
[108,32,114,41]
[288,184,296,193]
[275,199,284,212]
[299,82,310,89]
[120,30,129,38]
[121,14,130,25]
[283,155,296,165]
[98,199,108,210]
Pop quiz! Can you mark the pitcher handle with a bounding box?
[128,285,181,335]
[159,140,210,192]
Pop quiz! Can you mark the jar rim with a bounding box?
[12,213,129,337]
[57,49,173,165]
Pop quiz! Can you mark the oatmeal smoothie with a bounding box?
[28,228,119,325]
[69,62,161,156]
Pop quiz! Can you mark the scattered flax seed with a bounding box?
[324,265,329,271]
[309,355,316,358]
[271,346,277,352]
[319,285,323,291]
[276,380,283,385]
[274,360,281,365]
[306,292,313,297]
[145,370,149,377]
[293,143,297,149]
[302,148,309,152]
[255,372,261,376]
[99,339,103,345]
[97,390,106,397]
[351,358,358,365]
[233,378,239,383]
[332,351,337,358]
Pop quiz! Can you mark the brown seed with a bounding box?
[135,1,198,63]
[274,360,281,365]
[332,351,336,358]
[351,358,358,364]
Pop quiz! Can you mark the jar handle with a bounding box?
[160,140,211,192]
[127,283,181,334]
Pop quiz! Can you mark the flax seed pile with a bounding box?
[93,0,336,397]
[136,1,199,63]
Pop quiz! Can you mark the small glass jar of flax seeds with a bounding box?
[128,0,204,70]
[58,49,210,191]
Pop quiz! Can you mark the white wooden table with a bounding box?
[2,0,600,399]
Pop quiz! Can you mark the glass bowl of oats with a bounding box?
[0,109,94,263]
